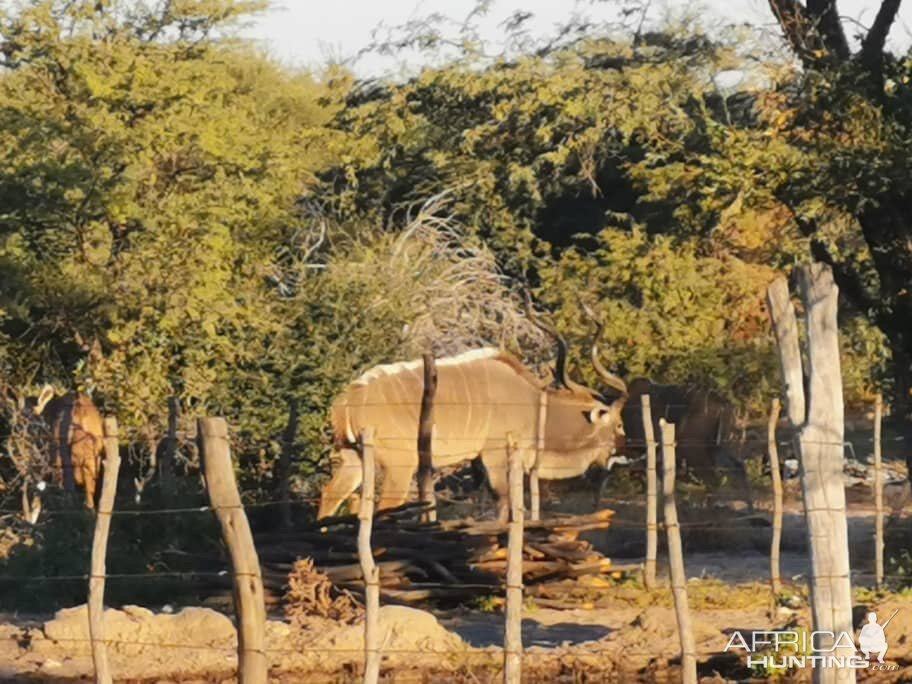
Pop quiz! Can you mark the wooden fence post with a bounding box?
[530,392,547,521]
[768,398,783,595]
[767,266,854,684]
[359,427,381,684]
[418,353,438,522]
[504,434,524,684]
[874,393,884,589]
[642,394,658,591]
[88,416,121,684]
[275,399,300,529]
[660,419,696,684]
[198,417,267,683]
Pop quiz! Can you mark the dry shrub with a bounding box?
[0,383,56,508]
[284,558,362,626]
[280,195,553,366]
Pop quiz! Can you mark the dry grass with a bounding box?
[284,558,363,626]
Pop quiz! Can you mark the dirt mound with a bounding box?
[24,605,238,679]
[275,605,472,674]
[0,603,472,680]
[44,604,236,655]
[628,607,722,643]
[605,606,726,671]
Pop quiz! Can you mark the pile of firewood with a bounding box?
[254,503,636,605]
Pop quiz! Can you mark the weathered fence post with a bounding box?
[660,419,696,684]
[198,417,267,683]
[418,353,438,522]
[642,394,658,591]
[767,265,855,684]
[874,393,884,589]
[275,398,300,529]
[504,434,524,684]
[359,427,381,684]
[768,397,783,595]
[530,392,547,520]
[89,416,121,684]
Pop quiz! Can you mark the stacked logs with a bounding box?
[254,504,634,605]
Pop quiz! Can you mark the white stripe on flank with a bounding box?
[351,348,503,386]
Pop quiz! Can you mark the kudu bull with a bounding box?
[28,385,104,509]
[318,316,629,521]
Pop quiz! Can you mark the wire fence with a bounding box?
[1,405,910,681]
[0,492,906,680]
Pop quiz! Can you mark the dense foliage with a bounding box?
[0,0,908,511]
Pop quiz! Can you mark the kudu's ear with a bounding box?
[34,384,56,415]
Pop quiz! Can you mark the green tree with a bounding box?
[0,0,342,444]
[320,28,857,412]
[621,3,912,412]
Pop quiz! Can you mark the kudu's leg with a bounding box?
[71,433,99,510]
[377,461,417,513]
[481,461,510,523]
[317,448,363,519]
[82,464,96,510]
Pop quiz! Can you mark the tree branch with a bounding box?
[779,202,882,317]
[807,238,880,316]
[767,0,815,59]
[861,0,903,71]
[769,0,852,65]
[807,0,851,58]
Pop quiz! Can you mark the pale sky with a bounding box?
[242,0,912,77]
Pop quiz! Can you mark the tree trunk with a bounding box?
[275,399,299,529]
[889,340,912,423]
[160,396,179,497]
[417,353,437,522]
[767,265,855,684]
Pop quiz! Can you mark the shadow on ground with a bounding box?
[443,616,612,648]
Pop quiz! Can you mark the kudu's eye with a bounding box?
[588,408,615,424]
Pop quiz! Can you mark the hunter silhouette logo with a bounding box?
[724,609,901,671]
[858,610,897,664]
